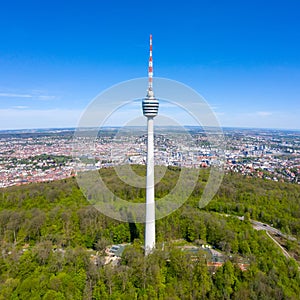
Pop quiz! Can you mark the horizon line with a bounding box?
[0,125,299,133]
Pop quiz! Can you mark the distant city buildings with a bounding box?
[0,128,299,188]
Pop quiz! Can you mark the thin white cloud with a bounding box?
[257,111,273,117]
[37,95,58,101]
[217,110,299,130]
[0,91,58,101]
[11,106,29,109]
[0,93,32,98]
[31,89,45,94]
[0,108,82,130]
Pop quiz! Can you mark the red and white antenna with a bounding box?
[143,34,159,117]
[148,34,153,93]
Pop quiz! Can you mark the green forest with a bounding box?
[0,166,300,299]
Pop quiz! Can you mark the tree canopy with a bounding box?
[0,166,300,299]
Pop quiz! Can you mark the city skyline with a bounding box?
[0,0,300,130]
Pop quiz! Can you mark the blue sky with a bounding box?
[0,0,299,130]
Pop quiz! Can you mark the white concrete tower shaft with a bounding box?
[145,116,155,254]
[142,34,159,255]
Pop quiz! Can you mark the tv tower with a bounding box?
[142,34,159,255]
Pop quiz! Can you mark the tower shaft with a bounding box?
[145,117,155,255]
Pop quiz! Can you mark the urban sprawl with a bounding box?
[0,127,299,188]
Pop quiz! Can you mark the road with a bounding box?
[220,213,296,241]
[219,213,300,268]
[250,219,296,241]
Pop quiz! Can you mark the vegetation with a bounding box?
[206,171,300,237]
[0,166,300,299]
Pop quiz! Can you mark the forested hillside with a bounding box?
[0,166,300,299]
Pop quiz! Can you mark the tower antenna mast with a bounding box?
[148,34,153,95]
